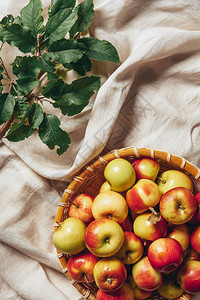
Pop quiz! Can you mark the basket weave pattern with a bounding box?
[54,146,200,300]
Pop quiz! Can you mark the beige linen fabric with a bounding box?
[0,0,200,299]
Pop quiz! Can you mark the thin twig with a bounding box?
[0,114,14,139]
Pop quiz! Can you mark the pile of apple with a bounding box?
[53,157,200,300]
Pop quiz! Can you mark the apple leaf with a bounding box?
[38,113,71,155]
[47,39,86,64]
[0,22,36,53]
[27,103,44,129]
[0,93,15,125]
[49,0,76,17]
[20,0,44,38]
[70,0,94,37]
[70,54,92,76]
[6,118,36,142]
[53,75,101,116]
[79,37,120,63]
[45,8,78,44]
[14,97,30,120]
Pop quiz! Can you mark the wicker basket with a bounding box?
[54,146,200,300]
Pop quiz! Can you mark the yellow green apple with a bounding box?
[104,158,136,192]
[53,217,86,255]
[157,170,193,194]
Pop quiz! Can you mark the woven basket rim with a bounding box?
[54,146,200,300]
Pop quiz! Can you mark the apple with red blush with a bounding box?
[183,247,199,263]
[132,157,160,181]
[115,231,144,264]
[85,218,124,257]
[120,214,132,231]
[93,257,127,292]
[194,191,200,221]
[68,194,94,225]
[92,191,128,224]
[157,272,184,299]
[159,187,197,224]
[133,212,167,241]
[132,256,163,291]
[190,225,200,254]
[177,260,200,294]
[67,250,98,283]
[148,237,183,273]
[167,224,190,251]
[133,287,152,299]
[126,179,161,214]
[96,282,135,300]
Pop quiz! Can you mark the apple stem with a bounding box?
[68,198,79,208]
[157,177,166,183]
[56,221,62,228]
[178,205,185,210]
[149,207,158,215]
[148,207,161,224]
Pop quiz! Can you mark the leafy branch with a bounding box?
[0,0,120,155]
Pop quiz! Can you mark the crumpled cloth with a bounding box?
[1,0,200,299]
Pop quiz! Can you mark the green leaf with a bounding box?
[45,8,78,44]
[42,78,65,99]
[79,37,120,63]
[70,54,92,76]
[0,23,36,53]
[28,103,44,129]
[20,0,44,38]
[12,56,41,78]
[14,97,30,119]
[0,93,15,125]
[16,76,39,94]
[70,0,94,37]
[39,113,70,155]
[6,118,35,142]
[39,53,55,73]
[53,75,100,116]
[49,0,76,16]
[47,39,86,64]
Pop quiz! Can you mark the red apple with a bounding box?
[183,247,199,263]
[159,187,197,224]
[92,191,128,224]
[133,212,167,241]
[190,225,200,254]
[132,256,163,291]
[194,192,200,221]
[157,272,184,299]
[157,169,193,194]
[126,179,161,214]
[93,257,127,291]
[132,157,160,181]
[148,238,183,273]
[67,250,98,283]
[115,231,144,264]
[177,260,200,294]
[120,214,132,231]
[133,287,152,299]
[85,218,124,257]
[68,194,94,224]
[167,224,190,251]
[96,283,135,300]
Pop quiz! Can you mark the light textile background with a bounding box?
[0,0,200,299]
